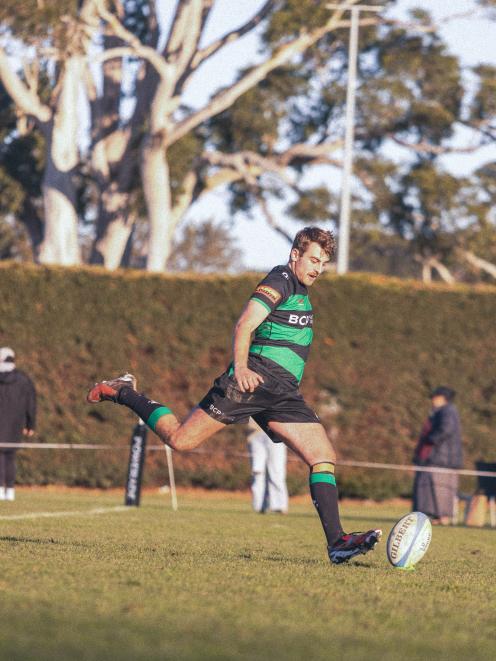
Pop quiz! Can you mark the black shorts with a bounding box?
[198,368,320,441]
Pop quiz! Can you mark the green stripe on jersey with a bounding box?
[255,320,313,346]
[277,294,312,311]
[310,473,337,486]
[249,345,305,382]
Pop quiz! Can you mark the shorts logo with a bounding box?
[209,404,223,416]
[254,285,281,304]
[288,314,313,326]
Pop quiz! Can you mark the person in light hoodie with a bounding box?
[247,418,289,514]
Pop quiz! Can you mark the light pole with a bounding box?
[327,4,384,274]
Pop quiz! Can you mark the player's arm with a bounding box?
[232,300,271,393]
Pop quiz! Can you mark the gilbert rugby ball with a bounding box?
[386,511,432,569]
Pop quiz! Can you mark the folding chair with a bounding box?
[475,461,496,528]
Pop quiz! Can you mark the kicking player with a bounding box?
[87,226,381,564]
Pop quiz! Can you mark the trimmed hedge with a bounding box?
[1,262,496,499]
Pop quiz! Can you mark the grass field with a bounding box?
[0,489,495,661]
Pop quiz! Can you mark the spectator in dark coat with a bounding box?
[413,386,463,525]
[0,347,36,501]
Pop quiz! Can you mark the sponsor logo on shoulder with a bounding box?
[281,271,289,279]
[254,285,281,303]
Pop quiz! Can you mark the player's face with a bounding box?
[290,242,330,286]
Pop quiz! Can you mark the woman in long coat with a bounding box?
[413,386,463,525]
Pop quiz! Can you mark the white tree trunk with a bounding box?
[462,250,496,279]
[91,134,136,269]
[94,197,134,269]
[430,258,455,284]
[421,260,432,284]
[141,140,174,272]
[39,57,83,265]
[40,182,80,264]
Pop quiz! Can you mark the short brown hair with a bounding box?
[292,227,336,258]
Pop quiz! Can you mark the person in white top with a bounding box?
[247,418,288,514]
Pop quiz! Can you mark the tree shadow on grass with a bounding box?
[237,551,322,566]
[0,535,92,548]
[340,514,401,524]
[344,560,376,569]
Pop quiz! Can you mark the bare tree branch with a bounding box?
[163,0,198,59]
[170,170,201,226]
[390,135,481,156]
[0,47,51,123]
[279,140,343,165]
[429,257,456,284]
[166,5,354,147]
[204,150,288,185]
[168,0,214,94]
[256,193,293,243]
[191,0,278,70]
[92,0,170,77]
[459,118,496,142]
[202,139,343,188]
[461,250,496,279]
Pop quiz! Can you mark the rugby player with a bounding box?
[87,227,381,564]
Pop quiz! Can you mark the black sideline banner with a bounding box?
[124,421,147,506]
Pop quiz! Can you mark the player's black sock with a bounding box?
[117,387,173,432]
[309,462,344,547]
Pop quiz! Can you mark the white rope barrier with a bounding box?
[2,442,496,478]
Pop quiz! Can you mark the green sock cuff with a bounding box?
[147,406,172,431]
[309,473,336,486]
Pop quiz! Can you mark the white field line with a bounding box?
[0,505,130,521]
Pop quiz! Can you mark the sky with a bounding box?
[170,0,496,271]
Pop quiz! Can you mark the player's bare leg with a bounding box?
[87,374,224,451]
[267,421,336,465]
[155,407,225,451]
[269,421,381,564]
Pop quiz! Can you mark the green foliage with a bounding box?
[348,229,418,279]
[208,66,307,156]
[287,186,336,223]
[122,0,153,45]
[0,1,78,48]
[168,132,204,205]
[0,216,32,260]
[202,5,495,272]
[1,264,496,497]
[166,219,244,273]
[0,75,47,257]
[471,64,496,122]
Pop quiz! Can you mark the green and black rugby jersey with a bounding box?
[249,265,313,387]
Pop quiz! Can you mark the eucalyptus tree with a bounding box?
[0,1,91,264]
[1,1,494,281]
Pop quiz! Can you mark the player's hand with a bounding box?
[234,366,264,393]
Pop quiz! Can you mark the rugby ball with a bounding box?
[386,511,432,569]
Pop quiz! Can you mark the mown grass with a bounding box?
[0,490,494,661]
